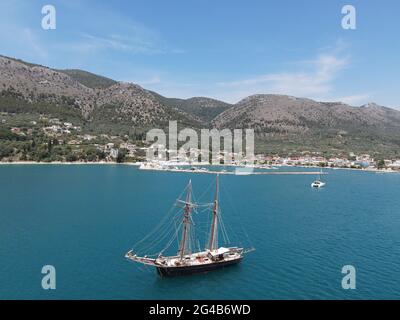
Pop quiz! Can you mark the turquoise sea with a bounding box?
[1,164,400,299]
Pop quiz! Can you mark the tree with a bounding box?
[0,143,13,158]
[66,153,77,162]
[377,159,385,169]
[116,149,127,163]
[47,139,53,152]
[96,149,106,160]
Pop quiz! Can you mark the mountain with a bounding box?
[150,92,232,124]
[1,54,400,157]
[213,94,400,156]
[0,55,199,130]
[213,94,400,131]
[57,69,117,89]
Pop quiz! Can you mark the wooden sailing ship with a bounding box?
[125,175,254,276]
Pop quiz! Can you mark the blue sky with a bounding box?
[0,0,399,107]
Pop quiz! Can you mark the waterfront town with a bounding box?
[1,114,400,171]
[140,149,400,172]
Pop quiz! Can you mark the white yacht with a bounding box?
[311,180,326,188]
[311,170,326,188]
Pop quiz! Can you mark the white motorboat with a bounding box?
[311,169,326,188]
[311,180,326,188]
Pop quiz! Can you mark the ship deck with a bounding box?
[157,249,242,268]
[126,247,243,268]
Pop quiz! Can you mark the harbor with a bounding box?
[138,163,328,175]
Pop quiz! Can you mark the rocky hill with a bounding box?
[150,92,232,124]
[212,94,400,155]
[57,69,117,89]
[213,94,400,132]
[1,55,400,157]
[0,55,196,128]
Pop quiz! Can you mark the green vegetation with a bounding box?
[0,89,82,122]
[58,69,117,89]
[1,53,400,162]
[0,104,135,163]
[253,131,400,159]
[0,128,121,162]
[377,159,385,169]
[150,91,232,124]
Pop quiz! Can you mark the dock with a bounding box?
[250,171,327,175]
[140,167,328,175]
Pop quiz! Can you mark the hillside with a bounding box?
[0,55,198,130]
[1,55,400,158]
[213,94,400,156]
[57,69,117,89]
[150,92,232,124]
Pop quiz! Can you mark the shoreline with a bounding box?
[1,161,399,174]
[288,164,397,174]
[0,161,141,166]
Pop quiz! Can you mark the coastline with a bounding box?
[1,160,398,173]
[291,164,399,174]
[0,161,141,166]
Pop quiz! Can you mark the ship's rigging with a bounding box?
[125,175,254,276]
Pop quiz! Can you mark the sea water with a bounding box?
[1,165,400,299]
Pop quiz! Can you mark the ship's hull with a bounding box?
[156,257,242,277]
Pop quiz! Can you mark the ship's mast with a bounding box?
[178,180,192,260]
[208,174,219,251]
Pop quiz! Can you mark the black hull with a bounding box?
[156,258,242,277]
